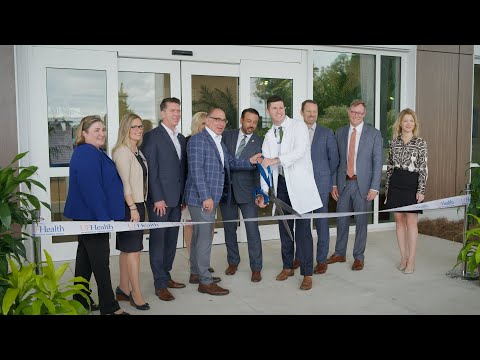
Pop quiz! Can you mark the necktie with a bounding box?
[275,126,283,143]
[309,127,314,144]
[235,135,247,158]
[347,128,356,178]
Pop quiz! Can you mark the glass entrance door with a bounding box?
[29,46,120,262]
[240,59,307,241]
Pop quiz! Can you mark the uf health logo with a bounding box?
[79,223,114,233]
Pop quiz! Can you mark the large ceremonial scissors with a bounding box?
[256,163,301,242]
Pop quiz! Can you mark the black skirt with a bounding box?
[385,169,423,214]
[116,202,145,252]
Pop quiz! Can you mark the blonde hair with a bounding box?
[74,115,104,145]
[392,108,419,139]
[112,112,143,155]
[191,111,207,135]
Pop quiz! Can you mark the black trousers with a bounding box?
[73,233,120,315]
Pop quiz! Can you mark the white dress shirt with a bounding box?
[161,122,181,160]
[206,126,224,166]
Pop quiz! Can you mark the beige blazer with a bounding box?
[112,145,148,203]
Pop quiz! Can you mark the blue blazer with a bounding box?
[311,125,339,194]
[221,129,263,204]
[184,129,255,207]
[64,143,124,221]
[141,124,187,207]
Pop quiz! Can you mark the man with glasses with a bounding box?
[219,108,264,283]
[257,95,323,291]
[141,97,187,302]
[184,107,262,296]
[328,99,383,271]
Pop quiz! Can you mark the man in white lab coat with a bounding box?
[256,95,322,290]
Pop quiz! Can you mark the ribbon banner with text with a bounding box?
[32,195,470,237]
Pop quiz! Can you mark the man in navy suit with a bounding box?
[184,107,262,296]
[301,100,339,275]
[219,108,264,282]
[141,97,187,302]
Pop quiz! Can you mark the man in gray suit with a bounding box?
[219,108,264,283]
[301,100,339,275]
[328,99,383,271]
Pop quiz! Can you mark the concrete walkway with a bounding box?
[60,230,480,315]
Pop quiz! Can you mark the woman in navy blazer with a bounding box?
[64,115,128,315]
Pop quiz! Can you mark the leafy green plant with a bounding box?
[1,250,90,315]
[453,214,480,277]
[0,151,51,279]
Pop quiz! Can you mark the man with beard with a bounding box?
[219,108,264,282]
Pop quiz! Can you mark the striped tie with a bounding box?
[236,135,247,158]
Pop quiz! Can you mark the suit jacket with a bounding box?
[333,123,383,198]
[311,125,339,194]
[64,143,124,221]
[140,124,187,207]
[261,116,322,214]
[112,145,148,203]
[221,129,263,204]
[184,128,255,207]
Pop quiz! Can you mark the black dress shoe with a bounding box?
[115,286,129,301]
[90,303,100,312]
[107,310,130,315]
[129,292,150,310]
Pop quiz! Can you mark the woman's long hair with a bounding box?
[112,113,143,155]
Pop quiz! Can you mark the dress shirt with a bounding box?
[206,126,224,166]
[161,122,181,160]
[347,121,364,176]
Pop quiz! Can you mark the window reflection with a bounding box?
[47,68,107,167]
[250,77,293,139]
[118,72,171,133]
[312,52,375,132]
[50,177,77,244]
[380,56,401,163]
[192,75,239,133]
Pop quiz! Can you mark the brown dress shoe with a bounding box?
[351,259,364,271]
[198,283,230,296]
[225,264,238,275]
[313,262,328,274]
[326,254,346,264]
[251,271,262,282]
[292,259,301,269]
[167,279,186,289]
[300,276,312,290]
[189,274,221,284]
[276,269,294,281]
[155,288,175,301]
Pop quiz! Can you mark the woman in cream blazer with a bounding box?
[112,113,149,311]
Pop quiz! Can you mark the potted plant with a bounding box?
[1,250,90,315]
[452,165,480,278]
[0,151,90,314]
[453,214,480,277]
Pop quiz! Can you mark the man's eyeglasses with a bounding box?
[349,110,365,116]
[130,125,144,130]
[209,116,228,124]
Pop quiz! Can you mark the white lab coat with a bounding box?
[261,116,323,214]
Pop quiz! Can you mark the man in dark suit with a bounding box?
[219,108,264,282]
[329,99,383,271]
[184,107,262,296]
[300,100,339,275]
[141,97,187,302]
